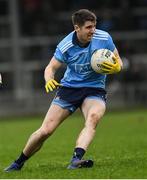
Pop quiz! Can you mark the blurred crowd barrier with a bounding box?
[0,0,147,116]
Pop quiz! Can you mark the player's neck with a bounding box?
[73,32,89,48]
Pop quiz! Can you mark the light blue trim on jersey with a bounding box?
[57,32,74,54]
[60,40,73,53]
[93,30,109,39]
[95,29,109,35]
[54,29,116,89]
[93,37,108,40]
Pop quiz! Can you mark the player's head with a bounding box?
[72,9,97,44]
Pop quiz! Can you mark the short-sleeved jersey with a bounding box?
[54,29,115,89]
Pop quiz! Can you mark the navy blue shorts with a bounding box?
[52,87,107,113]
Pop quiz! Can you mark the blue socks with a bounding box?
[73,147,85,160]
[15,152,28,165]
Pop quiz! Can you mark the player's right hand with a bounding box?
[45,79,62,93]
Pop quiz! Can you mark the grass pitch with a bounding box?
[0,109,147,179]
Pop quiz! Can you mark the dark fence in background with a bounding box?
[0,0,147,116]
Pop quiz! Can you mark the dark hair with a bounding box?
[72,9,97,27]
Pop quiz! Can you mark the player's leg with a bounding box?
[4,104,70,172]
[68,97,106,169]
[77,98,106,149]
[23,104,70,156]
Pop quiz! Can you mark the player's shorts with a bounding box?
[52,86,107,113]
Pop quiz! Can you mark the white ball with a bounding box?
[91,49,115,73]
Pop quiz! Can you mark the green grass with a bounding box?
[0,109,147,179]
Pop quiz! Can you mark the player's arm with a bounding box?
[101,48,123,74]
[44,57,62,93]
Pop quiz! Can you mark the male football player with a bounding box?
[5,9,123,171]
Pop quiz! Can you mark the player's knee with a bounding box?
[87,113,101,128]
[39,127,53,139]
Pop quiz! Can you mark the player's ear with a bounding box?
[74,25,80,32]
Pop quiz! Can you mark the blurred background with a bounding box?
[0,0,147,117]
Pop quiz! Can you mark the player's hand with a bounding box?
[0,73,2,85]
[45,79,62,93]
[101,55,121,74]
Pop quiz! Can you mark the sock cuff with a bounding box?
[73,147,86,160]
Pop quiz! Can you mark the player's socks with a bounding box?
[72,147,85,160]
[15,152,28,165]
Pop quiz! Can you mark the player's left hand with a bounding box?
[101,55,121,74]
[45,79,62,93]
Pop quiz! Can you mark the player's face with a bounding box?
[75,21,96,44]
